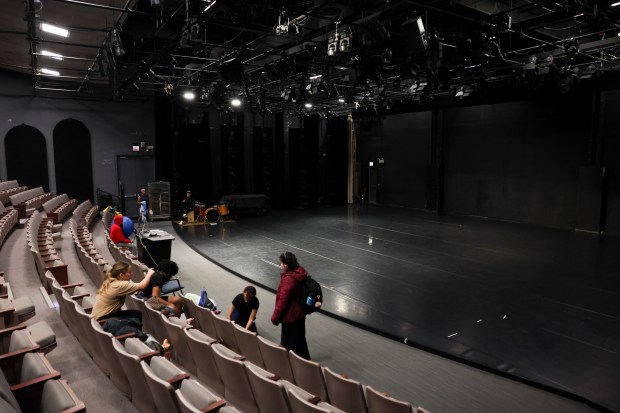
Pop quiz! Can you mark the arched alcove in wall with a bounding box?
[4,124,49,191]
[53,118,94,201]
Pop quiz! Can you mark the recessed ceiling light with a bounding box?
[41,23,69,37]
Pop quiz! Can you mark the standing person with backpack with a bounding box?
[271,251,311,360]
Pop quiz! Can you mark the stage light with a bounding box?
[183,91,195,100]
[41,50,63,60]
[40,68,60,76]
[41,23,69,37]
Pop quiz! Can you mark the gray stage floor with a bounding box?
[167,204,620,412]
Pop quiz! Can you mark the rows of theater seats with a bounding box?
[68,201,111,286]
[20,195,431,413]
[0,269,84,413]
[9,187,54,220]
[0,185,88,412]
[27,210,69,289]
[0,201,18,248]
[43,194,78,225]
[0,180,28,205]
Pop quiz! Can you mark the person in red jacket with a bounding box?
[271,251,310,360]
[110,214,136,255]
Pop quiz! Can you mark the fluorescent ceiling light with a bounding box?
[40,68,60,76]
[41,50,63,60]
[309,74,322,80]
[183,91,195,100]
[41,23,69,37]
[612,1,620,6]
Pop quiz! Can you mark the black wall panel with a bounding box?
[174,123,212,205]
[355,111,432,208]
[382,112,433,208]
[288,128,302,207]
[253,127,274,203]
[53,118,93,201]
[443,97,591,228]
[325,116,348,205]
[600,90,620,236]
[5,124,49,191]
[303,115,320,207]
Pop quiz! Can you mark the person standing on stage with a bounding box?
[271,251,310,359]
[227,286,259,332]
[138,188,149,224]
[182,190,195,214]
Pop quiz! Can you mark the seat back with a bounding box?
[140,357,186,413]
[257,335,295,382]
[90,318,129,392]
[183,328,224,395]
[175,378,225,413]
[112,338,158,413]
[245,362,292,413]
[211,313,240,353]
[143,303,166,342]
[0,366,21,413]
[40,379,86,413]
[211,343,258,413]
[160,314,196,375]
[72,302,98,357]
[289,350,329,403]
[365,385,413,413]
[287,387,339,413]
[192,304,218,340]
[322,366,367,413]
[232,323,264,368]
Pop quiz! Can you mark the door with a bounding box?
[117,155,155,218]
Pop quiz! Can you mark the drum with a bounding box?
[205,207,220,223]
[217,203,229,217]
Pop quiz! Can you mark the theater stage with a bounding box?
[172,205,620,412]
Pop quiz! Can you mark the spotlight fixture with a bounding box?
[183,91,196,100]
[164,83,173,95]
[41,23,69,37]
[111,29,125,57]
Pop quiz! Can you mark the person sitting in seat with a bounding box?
[110,214,137,255]
[141,259,184,316]
[91,261,155,320]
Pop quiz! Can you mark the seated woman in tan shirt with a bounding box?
[91,261,154,320]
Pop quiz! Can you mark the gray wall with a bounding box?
[0,72,155,200]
